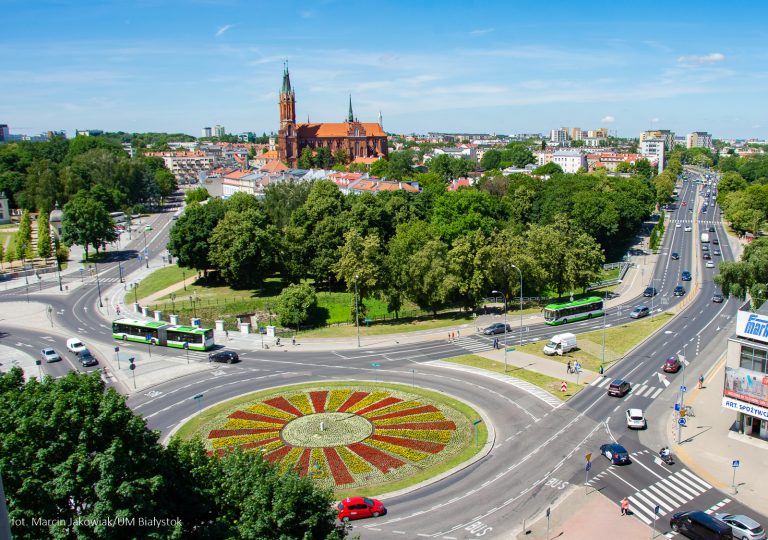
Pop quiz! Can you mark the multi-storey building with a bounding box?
[687,131,713,149]
[0,124,8,142]
[640,130,675,150]
[552,150,587,173]
[213,125,225,137]
[144,151,215,184]
[202,127,212,138]
[549,128,569,145]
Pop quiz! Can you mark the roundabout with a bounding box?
[175,382,485,495]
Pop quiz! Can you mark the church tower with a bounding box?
[278,63,298,166]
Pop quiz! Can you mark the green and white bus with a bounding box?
[543,297,604,325]
[112,318,215,351]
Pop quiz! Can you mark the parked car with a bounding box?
[337,497,386,522]
[66,338,87,355]
[208,350,240,364]
[643,287,657,297]
[40,348,62,363]
[599,443,630,465]
[713,293,724,303]
[482,323,511,335]
[608,379,631,397]
[671,252,680,260]
[630,305,650,319]
[78,349,98,367]
[714,513,766,540]
[674,285,686,296]
[671,511,733,539]
[664,356,682,373]
[681,271,692,281]
[626,409,647,429]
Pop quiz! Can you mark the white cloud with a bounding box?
[215,24,233,37]
[601,115,615,124]
[677,52,725,66]
[470,28,494,36]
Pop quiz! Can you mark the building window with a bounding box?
[740,345,768,374]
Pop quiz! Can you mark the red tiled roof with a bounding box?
[352,156,381,165]
[224,170,252,180]
[261,160,288,173]
[260,149,279,160]
[296,122,385,138]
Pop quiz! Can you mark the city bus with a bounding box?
[109,211,128,224]
[543,297,604,325]
[111,318,215,351]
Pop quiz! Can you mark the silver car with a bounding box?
[41,348,62,363]
[714,513,766,540]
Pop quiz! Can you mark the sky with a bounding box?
[1,0,767,139]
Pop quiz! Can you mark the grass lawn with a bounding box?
[298,312,477,338]
[172,380,488,499]
[514,312,674,372]
[134,264,192,300]
[444,354,584,400]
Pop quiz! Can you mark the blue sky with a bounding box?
[1,0,766,139]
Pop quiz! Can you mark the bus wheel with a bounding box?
[122,335,127,341]
[562,319,567,324]
[586,313,592,319]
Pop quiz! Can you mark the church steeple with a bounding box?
[347,95,354,122]
[281,62,293,95]
[279,62,296,127]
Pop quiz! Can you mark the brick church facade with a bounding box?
[277,66,388,167]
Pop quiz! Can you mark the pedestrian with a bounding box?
[292,336,296,346]
[225,329,229,340]
[567,361,572,374]
[116,306,121,316]
[599,365,604,376]
[457,329,460,338]
[698,374,704,389]
[574,361,581,374]
[621,497,630,516]
[448,332,452,343]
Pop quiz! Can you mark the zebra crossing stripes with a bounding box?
[624,468,712,526]
[453,336,493,353]
[589,377,664,399]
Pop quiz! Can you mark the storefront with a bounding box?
[724,303,768,441]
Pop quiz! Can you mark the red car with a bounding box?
[337,497,386,522]
[663,356,681,373]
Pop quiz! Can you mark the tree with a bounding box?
[37,212,52,259]
[15,210,33,260]
[429,189,501,242]
[386,150,415,180]
[369,158,390,178]
[314,147,333,169]
[715,238,768,300]
[615,162,632,173]
[297,147,314,169]
[209,209,277,289]
[532,162,563,175]
[504,143,535,168]
[185,187,209,205]
[334,148,349,166]
[405,238,451,315]
[60,193,117,259]
[480,149,502,170]
[443,230,490,311]
[154,168,177,204]
[263,180,311,229]
[167,198,226,273]
[333,229,384,317]
[275,282,318,331]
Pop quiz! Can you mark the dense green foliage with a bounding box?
[715,155,768,234]
[0,368,346,540]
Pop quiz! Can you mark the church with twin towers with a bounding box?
[276,65,388,168]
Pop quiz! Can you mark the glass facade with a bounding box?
[739,345,768,374]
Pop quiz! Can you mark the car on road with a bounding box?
[671,511,733,539]
[709,226,716,232]
[78,349,98,367]
[608,379,631,397]
[599,443,630,465]
[66,338,87,355]
[682,201,687,206]
[671,252,680,260]
[630,305,650,319]
[40,348,62,363]
[706,260,715,268]
[643,287,658,297]
[714,249,721,256]
[713,238,720,245]
[702,244,709,251]
[144,224,152,231]
[208,350,240,364]
[703,252,712,260]
[626,409,647,429]
[674,285,686,296]
[684,225,692,232]
[664,356,682,373]
[337,497,386,522]
[676,222,682,228]
[681,271,692,281]
[713,292,724,303]
[482,323,511,335]
[714,513,766,540]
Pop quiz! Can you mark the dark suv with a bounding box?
[681,271,692,281]
[670,511,733,539]
[482,323,511,335]
[674,285,686,296]
[208,350,240,364]
[608,379,631,397]
[643,287,657,297]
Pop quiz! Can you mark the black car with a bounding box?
[79,349,99,367]
[713,293,724,303]
[703,252,712,260]
[714,249,721,256]
[671,252,680,260]
[643,287,657,297]
[599,443,630,465]
[209,350,240,364]
[681,271,692,281]
[713,238,719,245]
[674,285,686,296]
[482,323,511,335]
[709,226,716,232]
[670,511,733,539]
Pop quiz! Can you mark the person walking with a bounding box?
[292,336,296,346]
[698,374,704,389]
[621,497,630,516]
[567,361,572,374]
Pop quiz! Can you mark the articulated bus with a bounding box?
[543,297,604,325]
[112,318,215,351]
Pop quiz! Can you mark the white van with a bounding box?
[543,333,577,356]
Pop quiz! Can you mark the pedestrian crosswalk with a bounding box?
[453,336,494,353]
[589,376,664,399]
[670,219,720,224]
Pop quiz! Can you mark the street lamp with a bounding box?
[354,275,361,348]
[510,264,523,346]
[170,293,176,314]
[94,261,103,308]
[142,228,149,269]
[132,282,139,304]
[491,290,507,372]
[601,306,610,370]
[182,268,187,291]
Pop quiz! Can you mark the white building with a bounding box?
[640,130,675,150]
[640,138,665,160]
[549,129,568,145]
[724,300,768,441]
[144,151,215,184]
[213,125,225,137]
[551,150,587,173]
[429,146,477,162]
[533,150,554,167]
[687,131,713,149]
[0,192,10,224]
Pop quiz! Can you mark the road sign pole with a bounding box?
[732,460,739,494]
[546,507,550,540]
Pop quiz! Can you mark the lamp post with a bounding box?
[94,261,103,308]
[491,290,508,372]
[132,282,139,304]
[170,293,176,314]
[118,258,124,283]
[189,295,197,319]
[354,275,361,348]
[601,306,610,370]
[510,264,523,346]
[182,268,187,291]
[142,229,149,269]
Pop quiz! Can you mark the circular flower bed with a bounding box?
[198,384,476,491]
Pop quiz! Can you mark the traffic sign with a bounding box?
[129,364,135,371]
[114,346,119,352]
[145,334,152,342]
[585,461,592,472]
[732,460,740,468]
[680,385,687,393]
[183,342,189,350]
[674,403,681,412]
[506,347,516,352]
[585,453,592,462]
[678,418,687,426]
[473,419,483,425]
[560,381,568,392]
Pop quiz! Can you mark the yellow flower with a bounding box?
[326,390,353,412]
[374,429,452,443]
[373,412,444,425]
[246,403,295,420]
[210,433,278,449]
[367,439,428,462]
[345,391,390,413]
[361,400,422,417]
[336,446,371,474]
[222,419,284,429]
[278,447,304,475]
[309,448,328,479]
[287,393,313,415]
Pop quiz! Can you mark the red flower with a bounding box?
[347,442,405,473]
[309,391,328,413]
[369,434,445,454]
[355,397,402,415]
[323,447,354,485]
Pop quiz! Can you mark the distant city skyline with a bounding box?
[1,0,766,139]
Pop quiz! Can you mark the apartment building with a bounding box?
[687,131,713,149]
[144,151,215,184]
